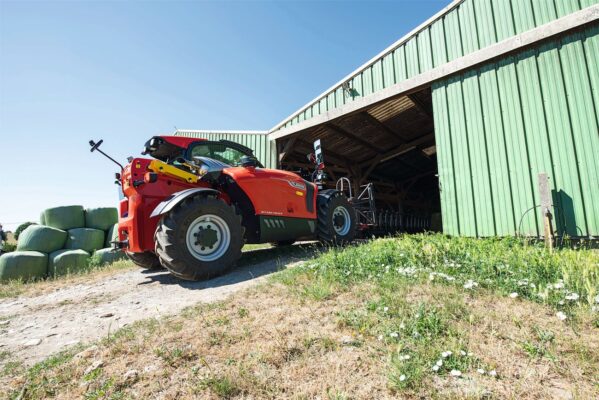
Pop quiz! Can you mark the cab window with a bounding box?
[189,143,249,166]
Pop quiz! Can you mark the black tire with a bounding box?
[316,190,356,245]
[126,251,163,269]
[154,195,243,281]
[270,240,296,247]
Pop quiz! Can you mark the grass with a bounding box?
[279,234,598,308]
[196,375,240,398]
[0,259,136,299]
[274,234,599,394]
[1,234,598,399]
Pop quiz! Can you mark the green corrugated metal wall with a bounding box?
[174,131,276,169]
[275,0,597,131]
[432,24,599,237]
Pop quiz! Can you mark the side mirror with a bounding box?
[240,155,258,168]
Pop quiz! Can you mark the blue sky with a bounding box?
[0,0,446,231]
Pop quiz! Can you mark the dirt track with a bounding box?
[0,247,307,367]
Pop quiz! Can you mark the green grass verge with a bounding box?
[277,234,598,308]
[273,233,599,392]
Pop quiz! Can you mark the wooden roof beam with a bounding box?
[407,93,433,118]
[359,132,435,168]
[277,135,298,163]
[360,111,406,143]
[325,123,385,154]
[294,138,352,167]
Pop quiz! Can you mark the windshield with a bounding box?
[188,143,252,166]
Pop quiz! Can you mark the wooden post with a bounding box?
[538,173,554,252]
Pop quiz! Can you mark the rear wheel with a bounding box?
[317,190,356,245]
[154,195,243,281]
[126,251,162,270]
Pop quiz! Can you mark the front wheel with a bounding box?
[317,190,356,245]
[154,195,244,281]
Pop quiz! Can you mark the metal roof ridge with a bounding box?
[268,0,464,133]
[174,129,269,135]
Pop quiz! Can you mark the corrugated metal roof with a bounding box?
[269,0,598,134]
[367,96,415,122]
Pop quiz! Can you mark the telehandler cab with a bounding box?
[90,136,356,280]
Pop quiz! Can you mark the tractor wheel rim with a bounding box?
[332,205,351,236]
[186,214,231,262]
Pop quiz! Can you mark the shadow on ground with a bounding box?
[138,243,321,290]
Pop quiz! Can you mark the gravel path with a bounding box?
[0,249,304,367]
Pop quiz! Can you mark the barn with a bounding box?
[176,0,599,239]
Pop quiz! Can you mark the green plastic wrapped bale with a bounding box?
[40,212,46,225]
[0,251,48,281]
[105,223,119,248]
[65,228,105,252]
[43,206,85,230]
[85,207,118,231]
[93,248,126,265]
[48,249,90,277]
[17,225,67,253]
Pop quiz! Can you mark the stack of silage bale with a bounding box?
[0,206,125,281]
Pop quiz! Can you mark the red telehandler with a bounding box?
[90,136,356,280]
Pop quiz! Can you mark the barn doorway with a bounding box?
[277,86,441,233]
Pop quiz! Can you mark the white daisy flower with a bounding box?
[460,350,467,356]
[509,292,518,299]
[477,369,485,374]
[432,365,440,372]
[436,360,443,367]
[556,311,567,321]
[383,306,389,312]
[463,280,478,289]
[488,370,497,377]
[565,293,579,301]
[450,369,462,377]
[399,374,406,382]
[390,332,399,338]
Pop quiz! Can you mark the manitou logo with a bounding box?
[264,218,286,229]
[287,180,306,191]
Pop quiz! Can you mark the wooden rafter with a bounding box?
[358,133,435,168]
[360,111,406,143]
[407,93,433,118]
[294,138,352,167]
[278,135,298,163]
[325,123,384,154]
